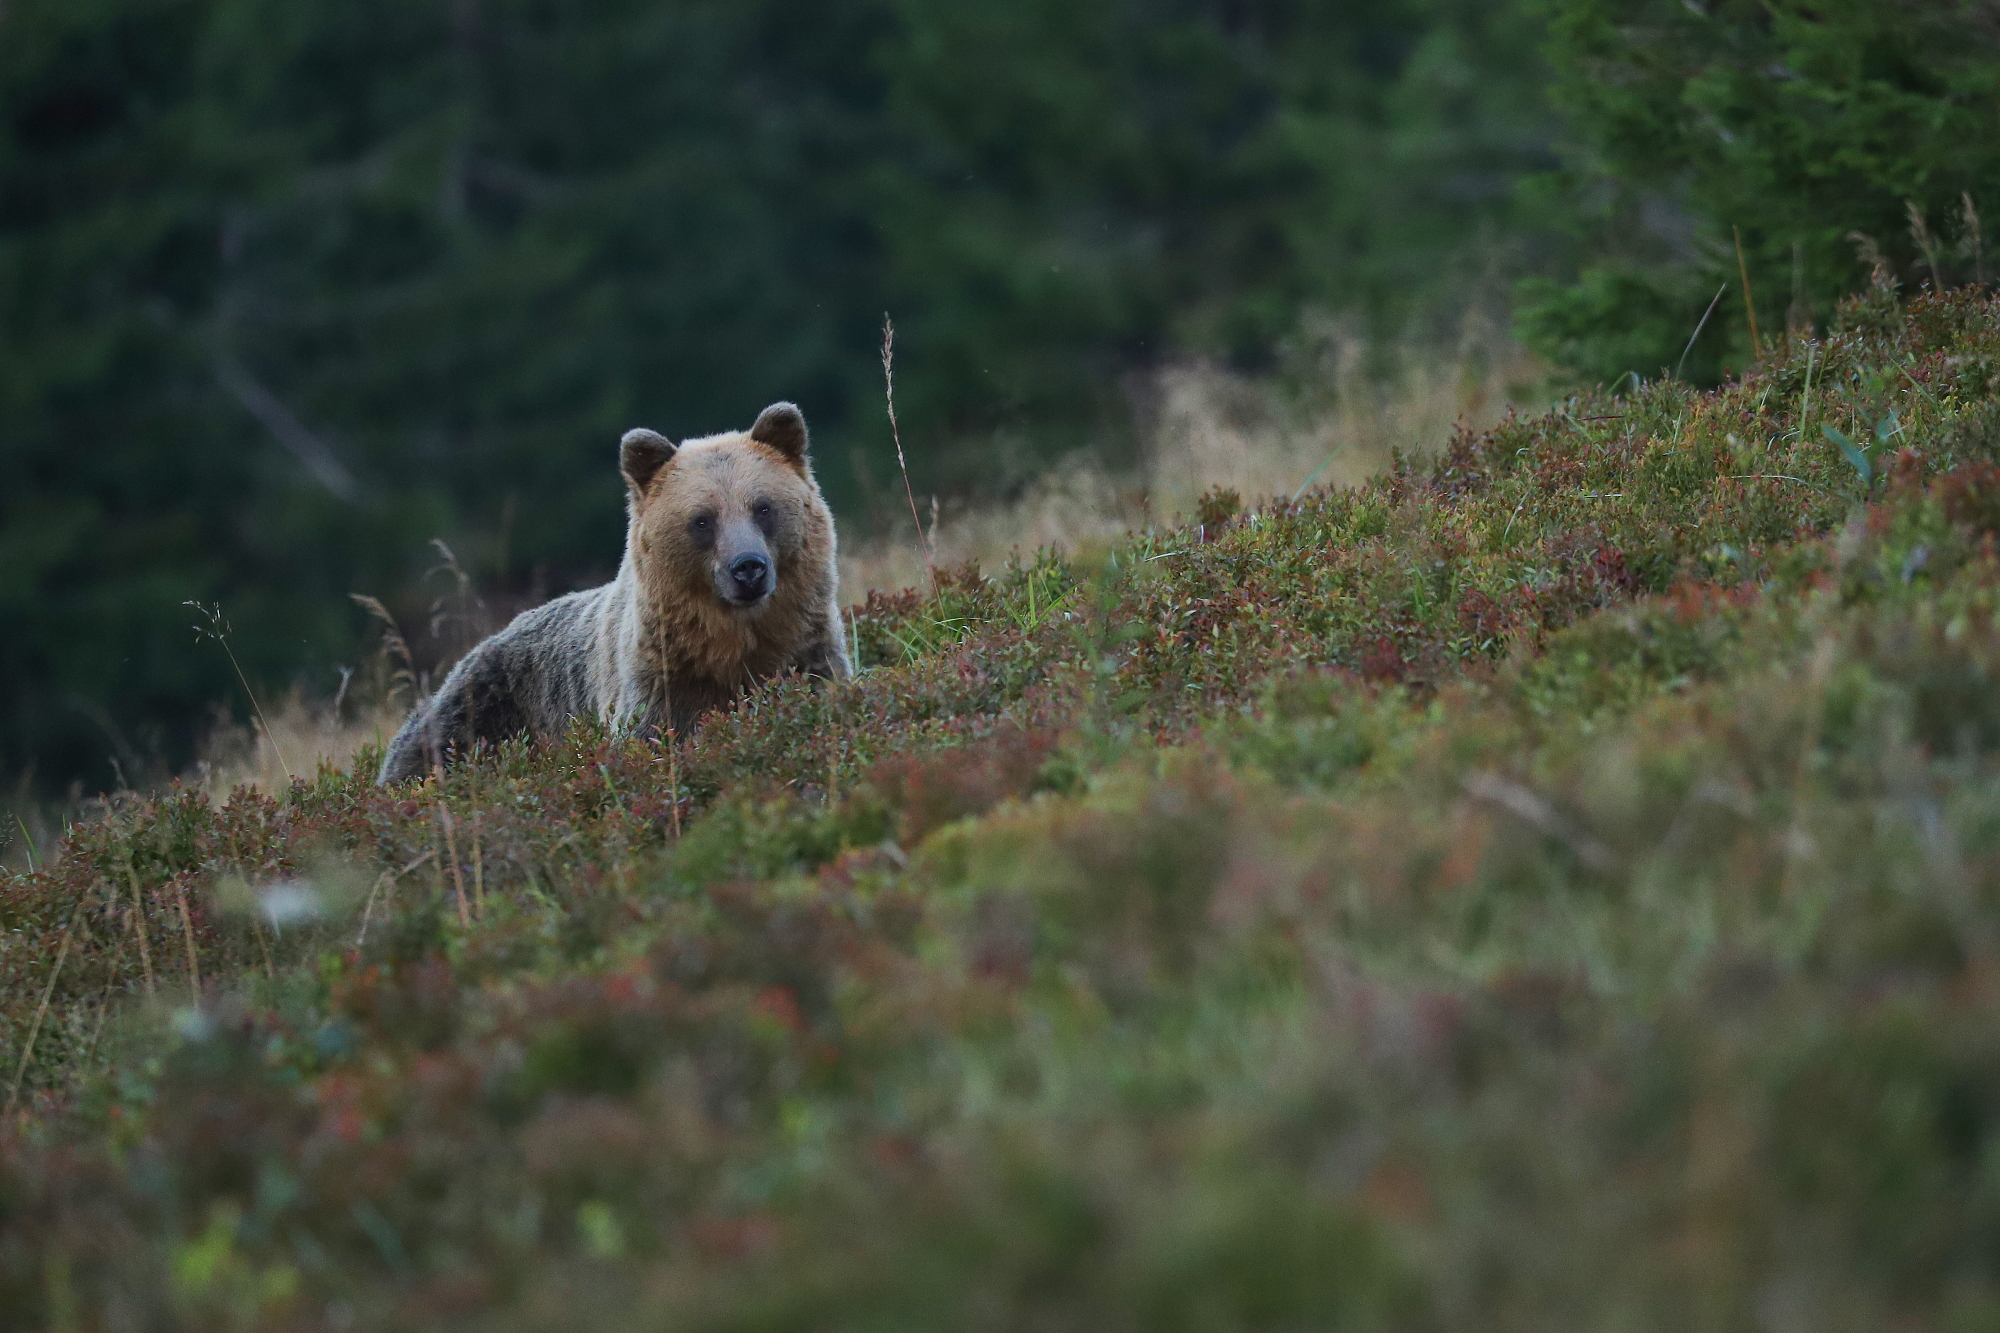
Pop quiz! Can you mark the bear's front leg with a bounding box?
[790,608,853,682]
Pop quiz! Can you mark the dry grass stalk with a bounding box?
[186,601,294,784]
[881,314,937,590]
[428,807,453,921]
[1908,200,1943,290]
[1962,193,1986,287]
[123,859,155,999]
[425,539,490,664]
[250,910,275,981]
[471,814,485,917]
[172,879,201,1003]
[1849,231,1893,289]
[7,896,84,1112]
[1734,225,1764,358]
[1680,284,1729,379]
[351,593,417,705]
[1787,241,1812,348]
[645,582,684,838]
[435,791,470,928]
[357,850,432,948]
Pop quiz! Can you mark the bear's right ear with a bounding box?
[620,428,676,494]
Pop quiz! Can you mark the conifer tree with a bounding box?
[1522,0,2000,383]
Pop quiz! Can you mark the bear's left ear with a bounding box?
[750,402,809,464]
[620,428,676,494]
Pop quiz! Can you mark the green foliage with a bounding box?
[1522,0,2000,382]
[1516,266,1732,386]
[3,292,2000,1327]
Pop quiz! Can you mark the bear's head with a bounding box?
[619,402,832,622]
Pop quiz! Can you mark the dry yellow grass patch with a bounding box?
[194,687,406,795]
[841,313,1542,596]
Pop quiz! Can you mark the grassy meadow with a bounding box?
[7,286,2000,1329]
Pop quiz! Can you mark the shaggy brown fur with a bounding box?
[380,403,849,783]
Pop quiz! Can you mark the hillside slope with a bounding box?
[6,288,2000,1330]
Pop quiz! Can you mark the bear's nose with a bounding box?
[727,553,771,602]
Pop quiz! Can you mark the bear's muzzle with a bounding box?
[722,552,772,607]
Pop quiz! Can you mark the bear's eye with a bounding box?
[752,499,774,522]
[688,513,716,544]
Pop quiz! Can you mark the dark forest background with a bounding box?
[4,0,1996,794]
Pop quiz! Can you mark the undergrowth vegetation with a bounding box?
[7,289,2000,1329]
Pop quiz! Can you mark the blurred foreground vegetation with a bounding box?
[3,288,2000,1327]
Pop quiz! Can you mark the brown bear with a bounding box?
[378,402,849,784]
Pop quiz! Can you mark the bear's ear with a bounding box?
[620,428,676,494]
[749,401,809,464]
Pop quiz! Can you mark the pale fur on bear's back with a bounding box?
[378,402,849,784]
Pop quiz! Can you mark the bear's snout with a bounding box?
[722,552,772,606]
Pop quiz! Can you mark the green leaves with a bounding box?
[1824,424,1874,489]
[1825,409,1903,491]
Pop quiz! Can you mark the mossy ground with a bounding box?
[7,289,2000,1330]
